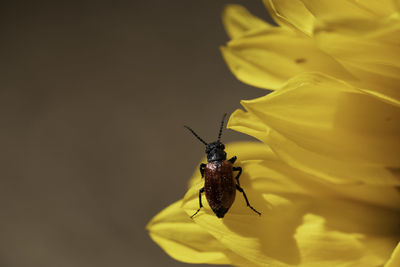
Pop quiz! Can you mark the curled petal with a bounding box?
[222,5,271,39]
[228,109,269,141]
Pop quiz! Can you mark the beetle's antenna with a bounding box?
[217,113,227,141]
[184,126,208,145]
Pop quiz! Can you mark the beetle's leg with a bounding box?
[233,166,242,186]
[228,156,237,164]
[200,163,206,178]
[191,187,205,219]
[236,184,261,216]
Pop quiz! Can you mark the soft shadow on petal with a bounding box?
[244,157,400,210]
[294,214,390,267]
[313,16,400,43]
[240,73,400,166]
[182,182,302,266]
[222,4,271,39]
[266,129,400,186]
[221,28,354,90]
[182,143,298,266]
[395,0,400,12]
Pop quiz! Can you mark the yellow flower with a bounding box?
[147,1,400,266]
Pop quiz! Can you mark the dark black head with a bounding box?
[206,141,226,162]
[184,113,227,163]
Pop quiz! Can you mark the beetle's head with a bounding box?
[184,113,228,162]
[205,141,226,162]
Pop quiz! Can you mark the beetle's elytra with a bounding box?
[184,113,261,219]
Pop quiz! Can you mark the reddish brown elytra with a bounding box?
[184,114,261,219]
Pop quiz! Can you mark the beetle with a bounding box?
[184,113,261,219]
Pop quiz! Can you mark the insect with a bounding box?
[184,113,261,219]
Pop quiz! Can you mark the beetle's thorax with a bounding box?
[206,141,227,162]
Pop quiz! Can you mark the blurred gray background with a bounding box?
[0,1,271,266]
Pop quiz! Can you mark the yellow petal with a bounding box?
[294,214,396,267]
[395,0,400,13]
[314,17,400,101]
[299,0,396,19]
[385,242,400,267]
[313,16,400,43]
[241,73,400,166]
[222,5,271,39]
[221,28,353,90]
[228,109,269,141]
[243,154,400,210]
[342,62,400,102]
[182,142,400,266]
[229,109,400,186]
[266,129,400,186]
[263,0,315,35]
[264,0,397,35]
[146,200,232,264]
